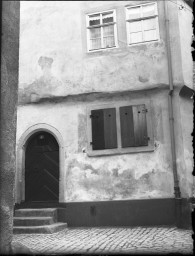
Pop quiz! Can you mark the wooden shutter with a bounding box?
[120,104,148,148]
[120,106,135,147]
[91,108,117,150]
[91,109,105,150]
[132,104,148,146]
[103,108,117,149]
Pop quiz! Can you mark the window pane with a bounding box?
[144,29,157,41]
[130,32,143,44]
[127,7,141,20]
[129,20,142,32]
[89,14,100,26]
[143,18,156,30]
[102,12,114,24]
[103,36,115,48]
[103,25,114,36]
[90,38,101,50]
[143,4,156,17]
[103,25,115,48]
[89,27,101,39]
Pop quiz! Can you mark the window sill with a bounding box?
[127,39,160,47]
[87,45,118,53]
[87,144,155,157]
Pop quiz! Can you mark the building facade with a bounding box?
[15,1,193,227]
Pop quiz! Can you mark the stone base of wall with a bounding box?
[14,198,192,229]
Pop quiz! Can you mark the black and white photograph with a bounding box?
[0,0,194,254]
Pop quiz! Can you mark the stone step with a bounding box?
[13,222,67,234]
[14,216,54,226]
[15,208,57,218]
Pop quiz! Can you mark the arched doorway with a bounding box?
[25,131,59,202]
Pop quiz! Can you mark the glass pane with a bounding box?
[130,32,143,44]
[89,27,101,39]
[103,36,115,48]
[143,4,156,17]
[144,29,157,41]
[103,25,114,37]
[129,21,142,32]
[127,6,141,20]
[89,14,100,26]
[90,38,101,50]
[102,12,114,24]
[143,18,156,30]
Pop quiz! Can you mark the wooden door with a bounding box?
[25,132,59,202]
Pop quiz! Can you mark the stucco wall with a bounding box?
[16,90,180,202]
[17,0,181,104]
[0,1,20,253]
[16,1,193,203]
[177,95,194,197]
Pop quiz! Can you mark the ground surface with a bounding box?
[12,226,193,255]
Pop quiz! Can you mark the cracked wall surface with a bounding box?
[0,1,20,253]
[17,1,178,104]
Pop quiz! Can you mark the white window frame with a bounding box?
[86,9,118,52]
[86,99,154,157]
[126,2,160,46]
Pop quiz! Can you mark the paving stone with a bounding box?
[12,226,193,254]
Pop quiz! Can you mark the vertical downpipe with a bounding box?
[164,0,182,227]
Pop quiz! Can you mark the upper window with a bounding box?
[126,2,159,45]
[87,101,154,156]
[86,10,117,51]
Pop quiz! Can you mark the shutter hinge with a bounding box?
[90,115,93,118]
[142,109,148,113]
[90,142,93,145]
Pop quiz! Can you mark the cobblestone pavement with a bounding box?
[12,226,193,255]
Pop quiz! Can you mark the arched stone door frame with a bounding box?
[15,123,65,204]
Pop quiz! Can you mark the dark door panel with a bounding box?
[25,132,59,202]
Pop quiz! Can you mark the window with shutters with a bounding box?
[86,10,118,52]
[126,2,160,45]
[87,101,154,156]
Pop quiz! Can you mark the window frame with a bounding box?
[86,9,118,52]
[125,2,160,46]
[87,100,154,157]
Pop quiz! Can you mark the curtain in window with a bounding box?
[89,14,100,26]
[102,12,114,24]
[89,27,101,50]
[103,25,115,48]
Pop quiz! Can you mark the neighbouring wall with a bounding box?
[0,1,20,253]
[178,95,194,197]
